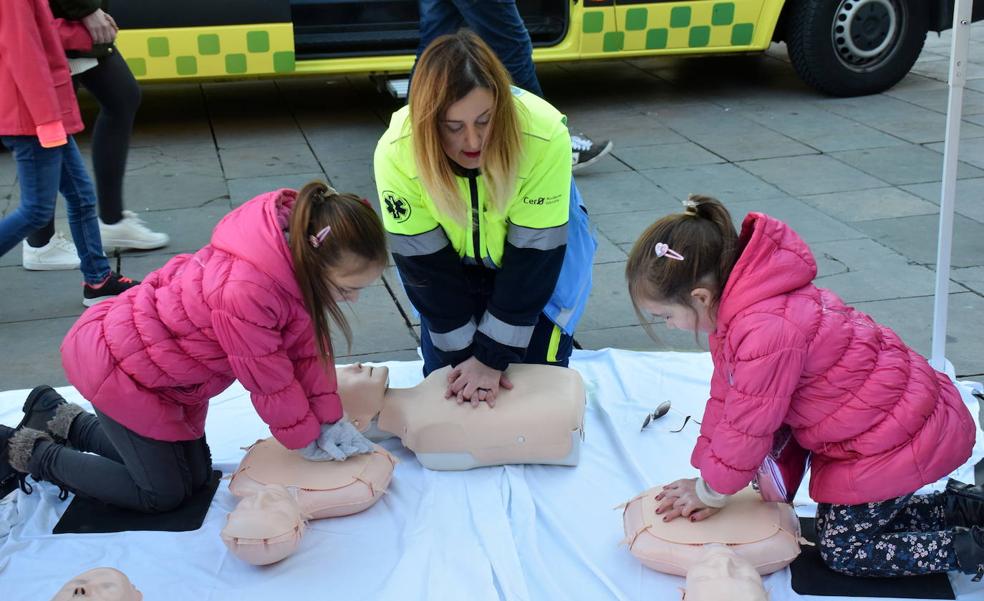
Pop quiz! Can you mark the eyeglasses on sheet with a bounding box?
[640,401,671,431]
[640,401,701,433]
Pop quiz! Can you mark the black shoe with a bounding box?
[571,133,613,172]
[18,385,67,435]
[82,271,140,307]
[954,526,984,580]
[0,425,32,500]
[946,479,984,528]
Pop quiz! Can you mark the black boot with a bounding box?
[946,479,984,528]
[954,526,984,581]
[0,425,34,500]
[18,385,68,438]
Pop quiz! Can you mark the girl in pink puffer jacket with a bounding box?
[0,182,387,513]
[626,195,981,578]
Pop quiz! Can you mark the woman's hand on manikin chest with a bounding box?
[445,356,514,407]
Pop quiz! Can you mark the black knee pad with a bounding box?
[140,487,187,513]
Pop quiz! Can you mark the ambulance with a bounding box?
[110,0,982,96]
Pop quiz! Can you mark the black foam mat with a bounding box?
[53,470,221,534]
[790,517,955,599]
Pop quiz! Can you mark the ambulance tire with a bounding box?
[787,0,928,96]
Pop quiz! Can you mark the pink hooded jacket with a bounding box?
[691,213,975,505]
[61,190,343,449]
[0,0,93,139]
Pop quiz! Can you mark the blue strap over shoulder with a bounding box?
[544,180,596,336]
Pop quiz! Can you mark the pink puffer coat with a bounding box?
[691,213,975,505]
[0,0,92,137]
[61,190,343,449]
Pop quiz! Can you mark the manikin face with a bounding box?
[337,363,389,405]
[227,485,304,533]
[638,293,714,334]
[440,87,495,170]
[50,568,142,601]
[326,255,384,304]
[685,546,767,601]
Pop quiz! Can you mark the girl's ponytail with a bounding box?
[289,181,388,363]
[625,194,739,335]
[687,194,739,292]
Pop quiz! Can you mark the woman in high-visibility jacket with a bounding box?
[374,30,595,405]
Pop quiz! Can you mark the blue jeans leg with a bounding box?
[417,0,466,58]
[0,136,62,257]
[59,138,110,284]
[453,0,544,97]
[415,0,545,98]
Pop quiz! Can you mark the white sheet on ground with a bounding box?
[1,349,982,601]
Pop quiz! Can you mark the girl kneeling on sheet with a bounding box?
[0,182,386,512]
[628,195,982,578]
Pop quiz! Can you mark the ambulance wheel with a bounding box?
[787,0,928,96]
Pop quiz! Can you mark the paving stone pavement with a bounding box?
[3,31,984,391]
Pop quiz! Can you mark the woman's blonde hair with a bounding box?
[289,181,388,362]
[410,29,523,225]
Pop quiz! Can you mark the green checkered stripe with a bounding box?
[117,24,296,81]
[584,2,760,53]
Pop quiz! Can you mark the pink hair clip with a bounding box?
[654,242,684,261]
[309,225,331,248]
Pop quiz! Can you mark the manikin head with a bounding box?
[684,545,767,601]
[50,568,142,601]
[336,363,390,431]
[222,483,307,566]
[226,482,307,531]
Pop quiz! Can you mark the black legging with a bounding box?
[29,407,213,513]
[28,51,141,246]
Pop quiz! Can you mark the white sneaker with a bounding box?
[22,232,80,271]
[99,211,170,250]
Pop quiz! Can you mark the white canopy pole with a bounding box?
[931,0,974,372]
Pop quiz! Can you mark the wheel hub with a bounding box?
[832,0,900,70]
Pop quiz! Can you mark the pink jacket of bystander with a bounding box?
[0,0,92,138]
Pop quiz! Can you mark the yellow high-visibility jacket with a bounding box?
[374,88,575,370]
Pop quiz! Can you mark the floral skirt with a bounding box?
[816,492,958,577]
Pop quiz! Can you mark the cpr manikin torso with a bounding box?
[228,438,396,520]
[50,568,142,601]
[225,441,396,566]
[621,487,801,576]
[338,363,586,470]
